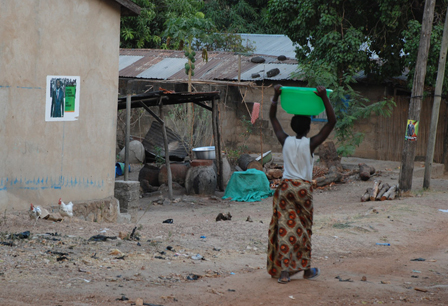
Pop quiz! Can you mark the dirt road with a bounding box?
[1,171,448,306]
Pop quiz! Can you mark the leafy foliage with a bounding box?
[201,0,281,34]
[292,62,395,156]
[402,18,448,92]
[267,0,448,155]
[121,0,258,52]
[268,0,448,89]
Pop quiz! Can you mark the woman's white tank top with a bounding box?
[282,136,314,181]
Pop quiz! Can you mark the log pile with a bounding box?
[361,180,399,202]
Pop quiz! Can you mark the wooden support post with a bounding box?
[124,82,132,181]
[159,98,173,199]
[238,54,241,83]
[399,0,436,191]
[424,8,448,189]
[212,97,224,191]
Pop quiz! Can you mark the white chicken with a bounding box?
[58,198,74,221]
[29,203,42,226]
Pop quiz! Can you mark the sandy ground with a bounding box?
[1,162,448,306]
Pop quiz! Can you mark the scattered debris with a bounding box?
[9,231,30,239]
[116,295,129,301]
[228,289,236,292]
[414,287,428,292]
[361,276,367,281]
[381,281,391,284]
[162,219,173,224]
[289,295,295,300]
[411,258,426,261]
[216,212,232,221]
[191,254,203,260]
[246,216,253,222]
[376,243,390,246]
[88,235,117,242]
[207,288,224,296]
[0,242,14,246]
[186,274,200,280]
[336,276,353,282]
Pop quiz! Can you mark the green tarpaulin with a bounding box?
[222,168,274,202]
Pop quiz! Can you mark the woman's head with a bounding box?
[291,115,311,136]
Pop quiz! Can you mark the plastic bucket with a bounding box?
[115,162,131,177]
[280,87,332,116]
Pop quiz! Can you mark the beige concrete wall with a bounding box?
[0,0,121,210]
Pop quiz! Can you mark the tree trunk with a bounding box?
[317,141,342,172]
[399,0,436,191]
[424,8,448,189]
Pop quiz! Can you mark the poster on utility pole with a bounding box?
[45,75,80,121]
[405,119,419,141]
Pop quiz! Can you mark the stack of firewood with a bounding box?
[361,180,399,202]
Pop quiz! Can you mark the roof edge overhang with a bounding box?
[111,0,141,16]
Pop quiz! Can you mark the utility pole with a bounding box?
[399,0,436,191]
[423,8,448,189]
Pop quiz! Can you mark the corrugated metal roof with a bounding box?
[119,55,144,70]
[137,58,187,79]
[119,48,300,82]
[239,34,298,59]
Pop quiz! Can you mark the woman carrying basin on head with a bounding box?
[267,85,336,284]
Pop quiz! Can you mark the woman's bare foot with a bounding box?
[278,271,290,284]
[303,268,320,279]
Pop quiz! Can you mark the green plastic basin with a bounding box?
[280,87,332,116]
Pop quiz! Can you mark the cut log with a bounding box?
[361,188,373,202]
[370,180,381,201]
[237,154,254,171]
[376,183,390,200]
[246,160,263,171]
[315,171,342,187]
[388,189,397,200]
[382,185,397,201]
[266,168,283,180]
[237,154,262,171]
[359,163,375,181]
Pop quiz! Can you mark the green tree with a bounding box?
[267,0,448,155]
[201,0,281,34]
[120,0,205,48]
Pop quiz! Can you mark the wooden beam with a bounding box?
[139,101,163,124]
[192,101,213,111]
[212,97,224,191]
[159,98,173,199]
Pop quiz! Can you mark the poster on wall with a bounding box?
[45,76,80,121]
[405,119,419,141]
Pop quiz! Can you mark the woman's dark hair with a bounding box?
[291,115,311,135]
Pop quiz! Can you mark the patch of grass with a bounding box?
[332,222,353,229]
